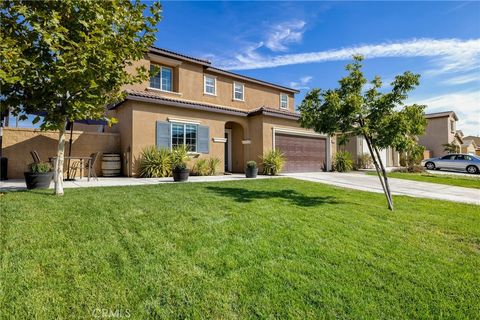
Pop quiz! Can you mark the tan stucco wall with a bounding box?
[1,127,120,179]
[124,58,296,113]
[418,115,457,157]
[124,100,251,176]
[114,101,331,176]
[462,143,476,154]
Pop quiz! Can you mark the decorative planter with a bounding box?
[24,172,53,189]
[102,153,121,177]
[245,167,258,178]
[173,168,190,182]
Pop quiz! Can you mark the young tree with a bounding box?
[298,56,427,210]
[443,141,460,154]
[0,0,161,195]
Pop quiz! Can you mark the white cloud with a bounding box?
[289,76,313,90]
[264,20,306,52]
[411,90,480,136]
[440,72,480,86]
[218,38,480,71]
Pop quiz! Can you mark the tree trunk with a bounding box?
[373,146,394,210]
[363,134,394,211]
[54,119,67,196]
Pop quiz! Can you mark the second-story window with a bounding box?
[233,82,244,101]
[280,93,288,109]
[150,65,172,92]
[450,120,455,133]
[204,75,216,95]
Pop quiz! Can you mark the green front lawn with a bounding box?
[367,171,480,189]
[1,179,479,319]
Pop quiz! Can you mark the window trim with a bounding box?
[280,93,289,109]
[233,81,245,101]
[170,122,198,153]
[203,75,217,96]
[150,64,173,92]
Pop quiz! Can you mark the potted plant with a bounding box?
[171,145,190,182]
[245,160,258,178]
[24,162,53,189]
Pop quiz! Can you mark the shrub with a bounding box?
[261,149,285,175]
[246,161,257,169]
[171,145,190,171]
[139,146,172,178]
[29,162,51,173]
[333,151,353,172]
[357,153,373,169]
[208,158,221,175]
[192,159,209,176]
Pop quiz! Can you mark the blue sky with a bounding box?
[153,1,480,136]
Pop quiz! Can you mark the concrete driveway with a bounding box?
[285,172,480,205]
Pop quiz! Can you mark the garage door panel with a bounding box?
[275,133,326,173]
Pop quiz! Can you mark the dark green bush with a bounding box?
[246,161,257,169]
[29,162,51,173]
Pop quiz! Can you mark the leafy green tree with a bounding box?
[1,0,161,195]
[299,56,426,210]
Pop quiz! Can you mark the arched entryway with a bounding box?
[224,121,245,173]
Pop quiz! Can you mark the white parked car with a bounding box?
[421,153,480,174]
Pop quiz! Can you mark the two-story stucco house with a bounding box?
[108,47,335,176]
[418,111,462,157]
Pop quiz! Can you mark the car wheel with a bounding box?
[425,162,435,170]
[466,165,479,174]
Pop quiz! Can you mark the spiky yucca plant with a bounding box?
[261,149,285,175]
[139,146,172,178]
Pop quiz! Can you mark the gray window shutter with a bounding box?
[197,125,209,153]
[156,121,171,149]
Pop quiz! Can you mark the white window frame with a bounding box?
[204,75,217,96]
[233,81,244,101]
[149,65,173,92]
[171,122,198,153]
[280,93,289,109]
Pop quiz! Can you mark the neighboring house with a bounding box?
[461,139,478,155]
[108,47,335,176]
[337,136,400,168]
[463,136,480,156]
[418,111,461,157]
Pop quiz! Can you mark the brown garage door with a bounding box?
[275,133,326,172]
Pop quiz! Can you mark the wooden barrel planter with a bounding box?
[101,153,121,177]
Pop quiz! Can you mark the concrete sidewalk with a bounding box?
[2,172,478,205]
[0,174,279,192]
[285,172,480,205]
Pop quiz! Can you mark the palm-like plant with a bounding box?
[261,149,285,175]
[139,146,172,178]
[171,145,190,171]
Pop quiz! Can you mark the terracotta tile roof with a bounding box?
[248,106,300,119]
[112,90,300,120]
[149,46,211,65]
[463,135,480,146]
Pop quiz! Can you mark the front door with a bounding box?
[224,129,232,172]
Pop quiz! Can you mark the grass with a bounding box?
[366,171,480,189]
[1,178,479,319]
